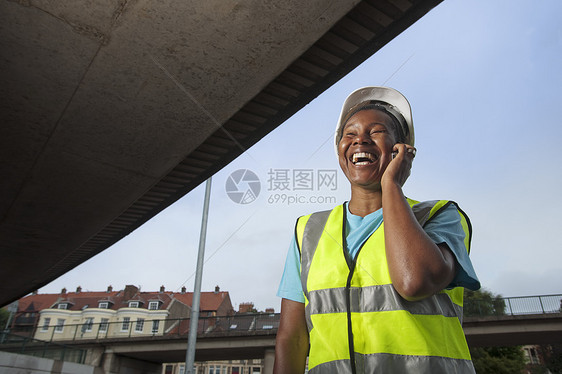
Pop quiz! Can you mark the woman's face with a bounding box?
[337,109,397,190]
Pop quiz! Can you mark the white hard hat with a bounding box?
[334,86,415,152]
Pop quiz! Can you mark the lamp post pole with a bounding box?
[185,177,212,374]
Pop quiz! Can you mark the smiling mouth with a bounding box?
[351,152,377,166]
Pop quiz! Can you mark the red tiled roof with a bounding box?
[57,292,120,310]
[17,293,60,312]
[15,288,232,314]
[125,292,174,309]
[172,291,231,311]
[51,291,177,311]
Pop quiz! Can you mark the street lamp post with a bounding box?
[185,177,212,374]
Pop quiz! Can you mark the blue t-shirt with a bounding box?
[277,203,480,303]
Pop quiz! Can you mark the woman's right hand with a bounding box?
[381,143,416,189]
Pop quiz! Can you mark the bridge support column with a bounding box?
[100,351,161,374]
[263,348,275,374]
[84,346,105,367]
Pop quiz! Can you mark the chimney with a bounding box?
[160,285,165,293]
[265,308,275,313]
[214,285,220,294]
[181,286,186,294]
[76,286,82,293]
[238,302,254,314]
[107,285,113,293]
[61,288,67,294]
[123,285,139,300]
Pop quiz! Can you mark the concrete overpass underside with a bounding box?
[95,334,277,364]
[0,0,444,306]
[464,313,562,348]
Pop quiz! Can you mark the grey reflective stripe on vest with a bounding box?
[299,209,331,331]
[307,283,462,319]
[309,354,475,374]
[300,209,332,296]
[308,359,353,374]
[411,199,442,227]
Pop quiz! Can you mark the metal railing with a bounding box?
[464,294,562,317]
[0,332,87,363]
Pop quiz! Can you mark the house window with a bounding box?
[41,317,51,332]
[148,301,159,310]
[530,348,539,364]
[251,368,261,374]
[262,325,273,330]
[99,318,109,332]
[231,367,241,374]
[128,301,139,308]
[121,317,130,331]
[135,318,144,332]
[83,317,94,332]
[57,303,68,309]
[151,320,160,334]
[209,366,225,374]
[525,347,540,364]
[55,318,65,333]
[98,302,109,309]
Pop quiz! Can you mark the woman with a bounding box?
[274,87,480,373]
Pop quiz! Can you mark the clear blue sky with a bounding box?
[41,0,562,312]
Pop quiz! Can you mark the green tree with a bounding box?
[470,346,526,374]
[528,365,550,374]
[0,308,10,330]
[464,288,506,317]
[465,289,526,373]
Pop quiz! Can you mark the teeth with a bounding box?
[352,152,375,164]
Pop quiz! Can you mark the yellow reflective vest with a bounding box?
[296,199,475,373]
